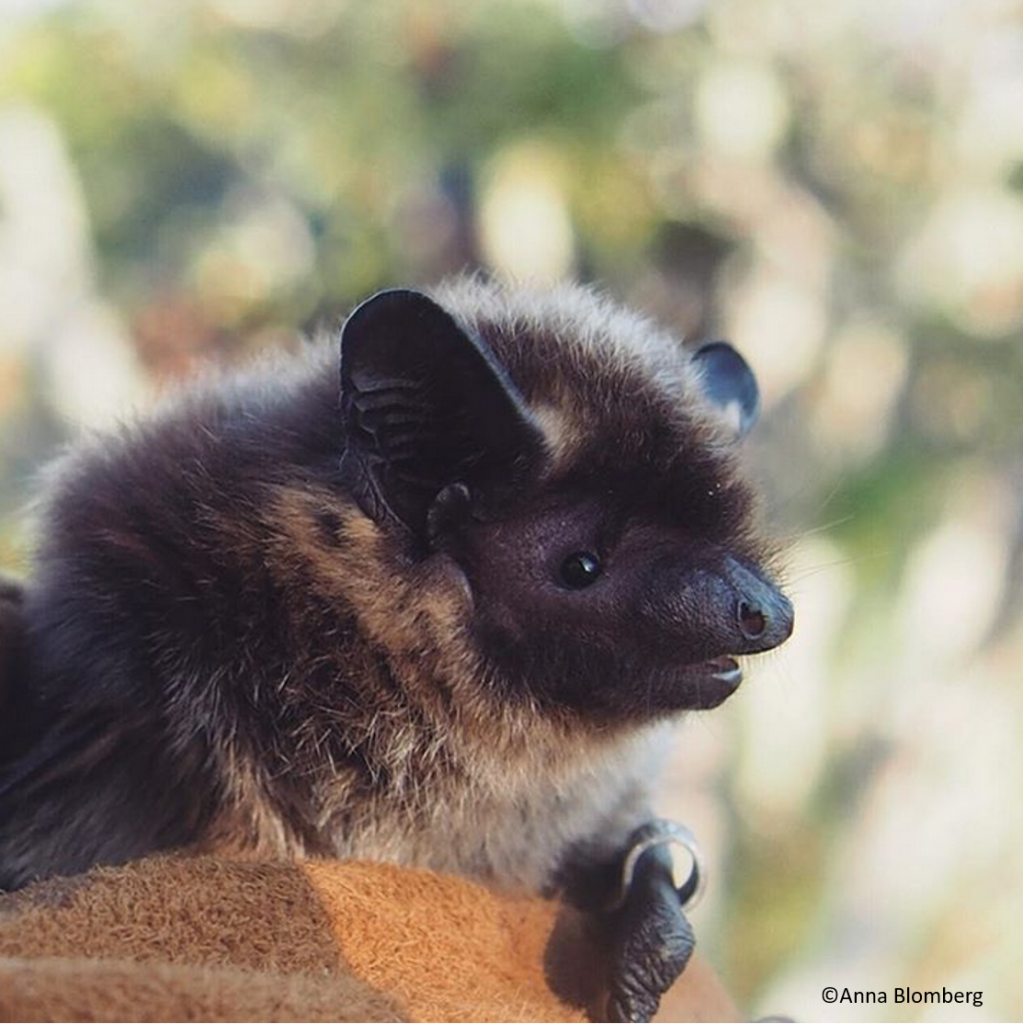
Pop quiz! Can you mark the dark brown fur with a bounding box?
[0,279,790,896]
[0,577,24,739]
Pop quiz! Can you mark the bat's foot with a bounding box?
[602,821,701,1023]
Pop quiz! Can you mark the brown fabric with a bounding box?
[0,957,405,1023]
[0,855,741,1022]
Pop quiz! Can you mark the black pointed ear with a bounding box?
[692,341,760,439]
[339,289,545,534]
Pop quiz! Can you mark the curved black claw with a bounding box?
[604,842,696,1023]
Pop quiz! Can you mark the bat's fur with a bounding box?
[0,279,789,898]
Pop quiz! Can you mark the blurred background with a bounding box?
[1,0,1021,1019]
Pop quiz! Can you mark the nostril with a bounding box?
[737,599,767,640]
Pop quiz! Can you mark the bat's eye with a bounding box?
[560,552,602,589]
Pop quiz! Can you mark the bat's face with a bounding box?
[339,284,793,725]
[441,486,791,719]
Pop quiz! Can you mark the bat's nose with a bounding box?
[727,558,794,654]
[640,555,794,658]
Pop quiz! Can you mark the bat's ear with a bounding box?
[339,289,545,535]
[692,341,761,439]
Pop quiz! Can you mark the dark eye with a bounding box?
[560,551,602,589]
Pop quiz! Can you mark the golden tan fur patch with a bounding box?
[231,484,675,892]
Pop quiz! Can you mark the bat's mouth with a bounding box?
[676,656,742,710]
[704,655,742,686]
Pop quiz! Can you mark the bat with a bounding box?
[0,279,793,1019]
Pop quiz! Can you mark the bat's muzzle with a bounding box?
[641,555,794,659]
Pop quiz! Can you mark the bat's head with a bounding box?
[339,282,792,725]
